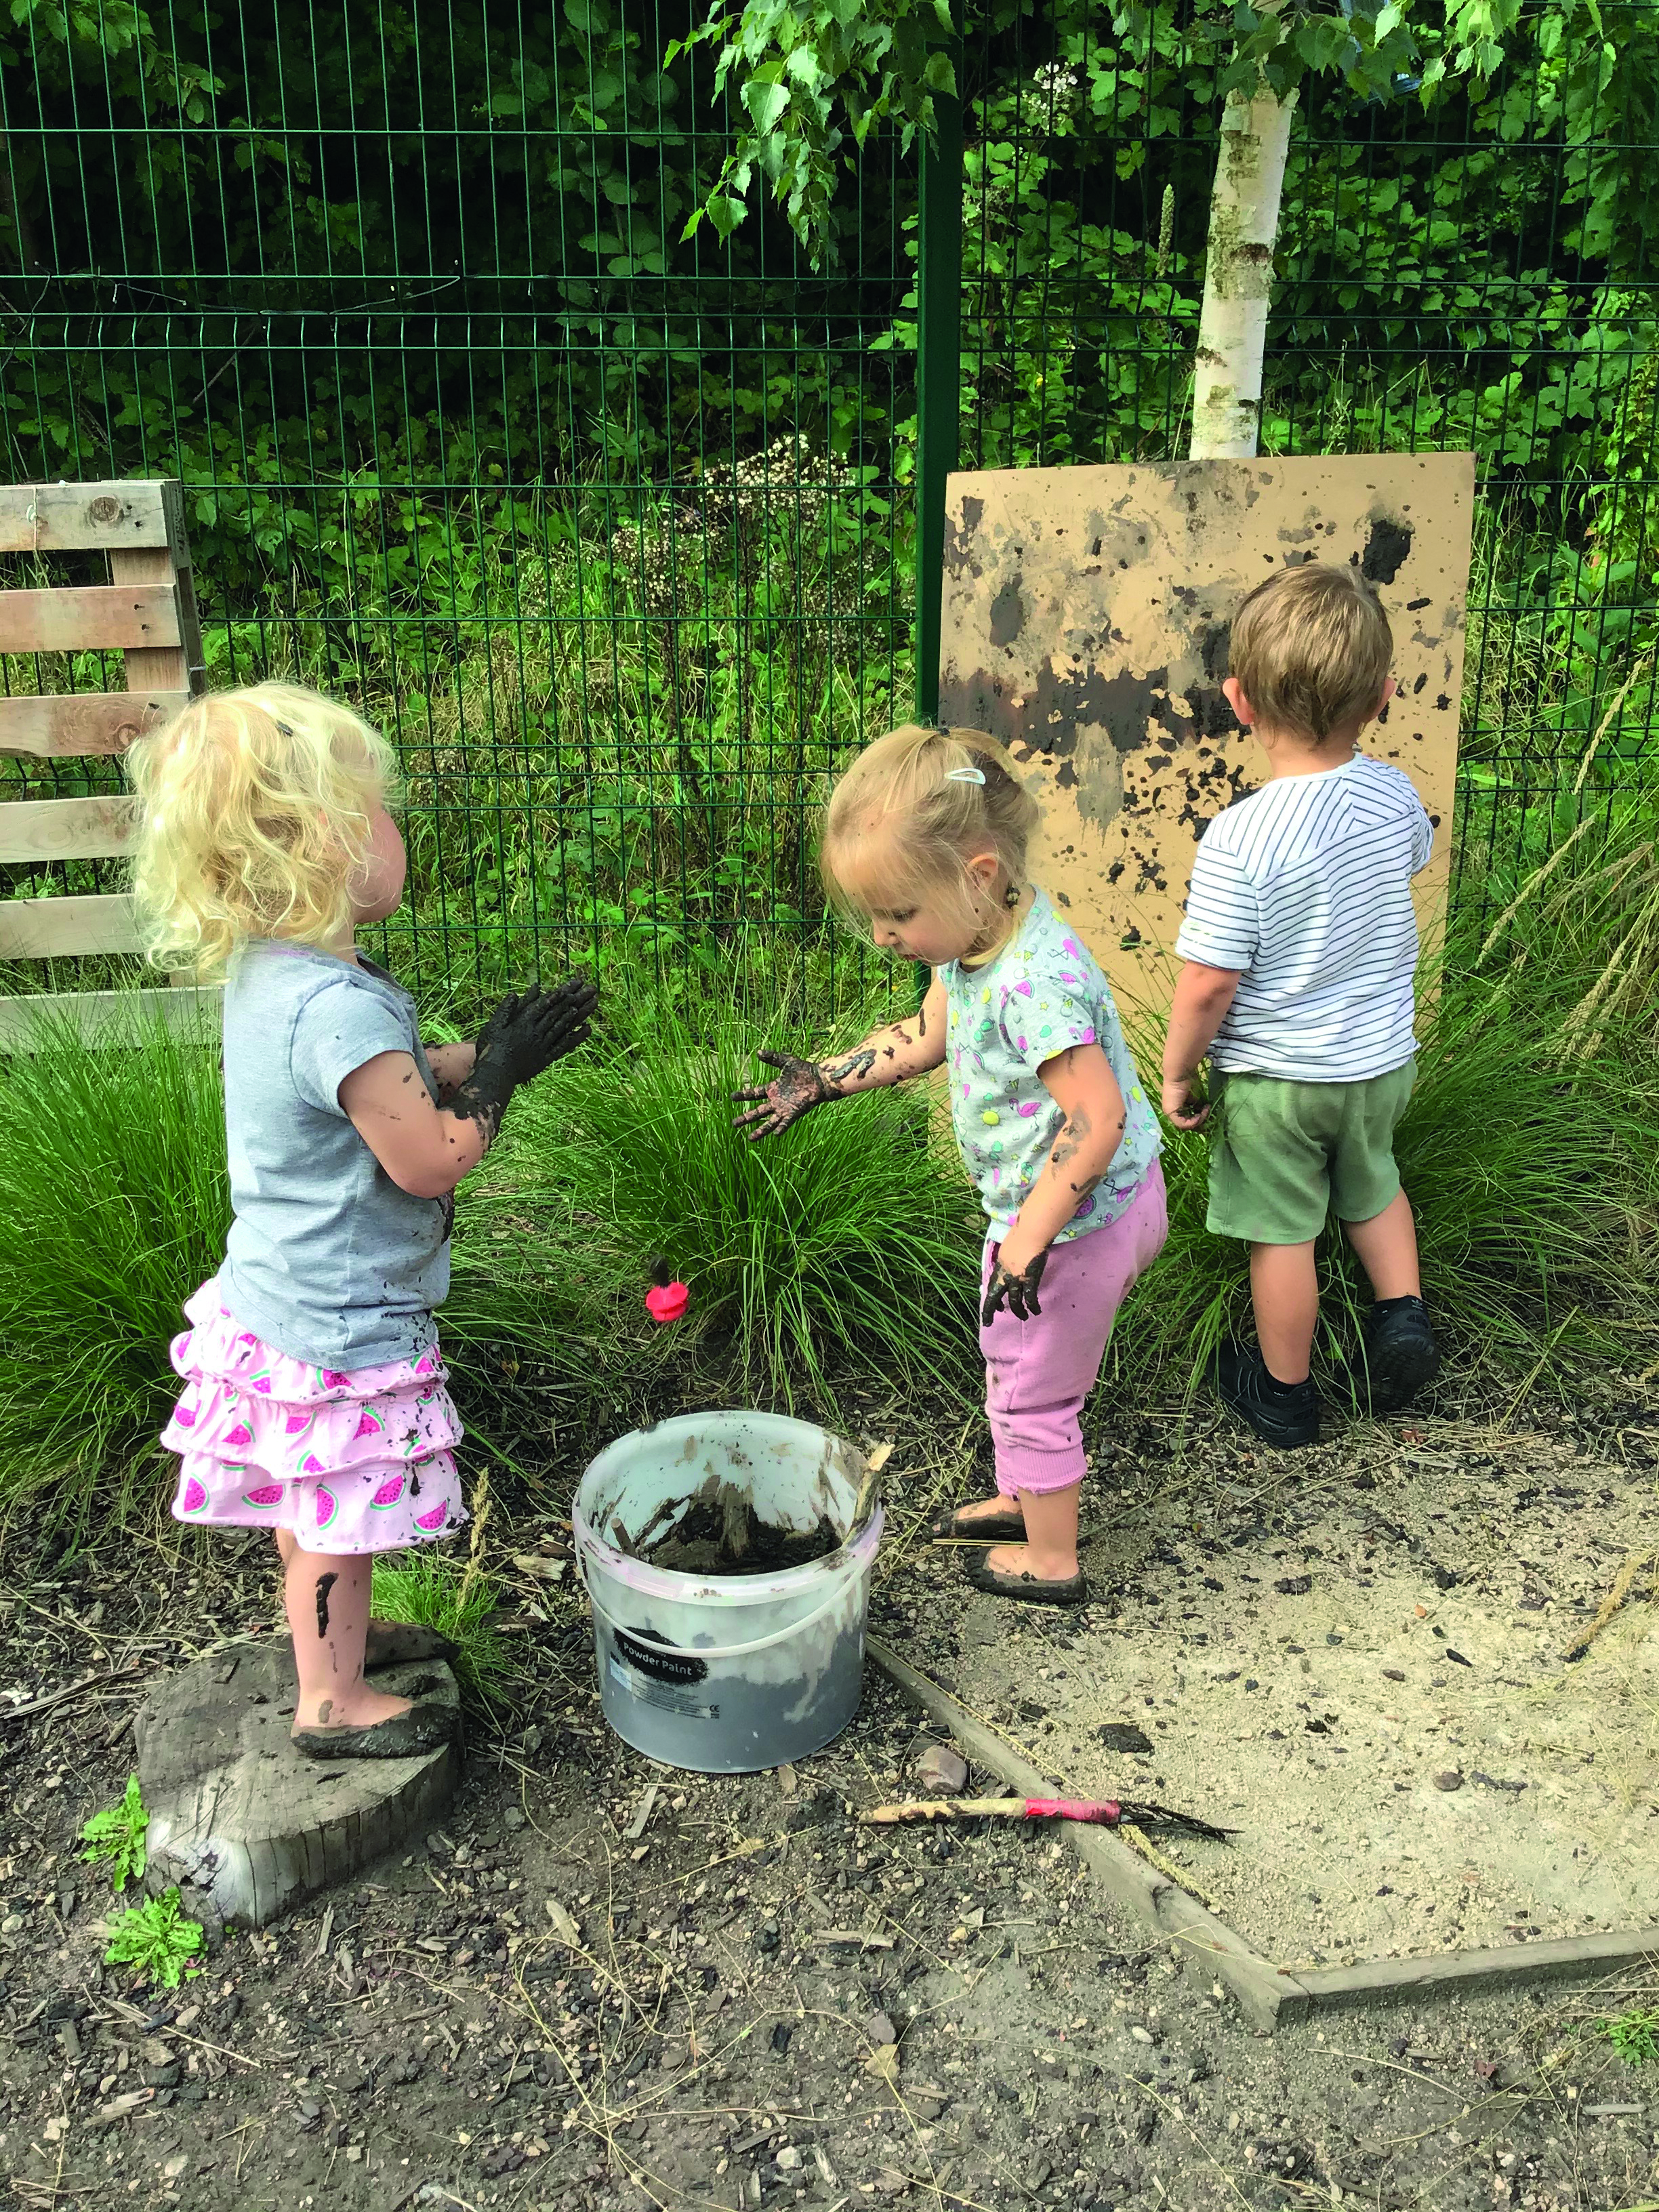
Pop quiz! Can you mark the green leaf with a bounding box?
[744,79,791,134]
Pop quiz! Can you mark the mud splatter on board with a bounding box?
[938,455,1475,1013]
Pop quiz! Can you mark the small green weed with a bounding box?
[79,1774,148,1894]
[104,1888,205,1990]
[1600,2005,1659,2066]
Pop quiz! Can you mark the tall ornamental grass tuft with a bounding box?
[484,995,982,1412]
[0,1006,232,1529]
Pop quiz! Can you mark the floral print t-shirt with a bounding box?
[941,890,1161,1245]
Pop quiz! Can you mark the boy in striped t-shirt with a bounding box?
[1160,562,1439,1448]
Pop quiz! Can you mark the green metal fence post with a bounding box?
[914,19,964,729]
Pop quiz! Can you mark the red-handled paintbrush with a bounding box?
[859,1796,1233,1842]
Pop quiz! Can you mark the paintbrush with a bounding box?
[859,1795,1234,1843]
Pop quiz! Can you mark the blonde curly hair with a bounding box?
[125,682,396,980]
[820,722,1040,939]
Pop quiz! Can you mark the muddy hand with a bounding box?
[731,1050,838,1141]
[982,1248,1048,1325]
[526,972,599,1065]
[451,981,596,1144]
[472,977,596,1080]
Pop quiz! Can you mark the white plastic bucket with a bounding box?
[573,1410,882,1774]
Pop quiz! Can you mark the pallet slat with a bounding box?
[0,480,173,555]
[0,690,190,759]
[0,892,141,960]
[0,984,222,1051]
[0,795,138,863]
[0,584,181,655]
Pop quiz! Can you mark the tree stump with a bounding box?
[134,1637,459,1928]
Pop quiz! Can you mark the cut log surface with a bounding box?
[134,1637,459,1929]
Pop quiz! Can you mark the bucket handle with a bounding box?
[583,1555,863,1662]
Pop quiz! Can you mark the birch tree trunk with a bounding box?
[1189,83,1298,461]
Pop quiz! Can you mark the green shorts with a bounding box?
[1206,1062,1416,1246]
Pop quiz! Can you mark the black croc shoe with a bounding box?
[1346,1296,1441,1414]
[1213,1342,1322,1449]
[930,1504,1027,1544]
[963,1548,1090,1605]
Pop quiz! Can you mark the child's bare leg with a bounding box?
[983,1483,1080,1582]
[276,1526,445,1670]
[1249,1238,1319,1383]
[1342,1189,1421,1299]
[282,1548,412,1734]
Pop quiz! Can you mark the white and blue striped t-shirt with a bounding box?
[1173,753,1433,1083]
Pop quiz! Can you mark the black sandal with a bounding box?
[292,1700,458,1761]
[963,1547,1089,1607]
[930,1505,1027,1544]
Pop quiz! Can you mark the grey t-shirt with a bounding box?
[217,941,450,1368]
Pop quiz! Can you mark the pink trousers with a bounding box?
[981,1163,1168,1498]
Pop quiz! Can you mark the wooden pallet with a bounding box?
[0,477,217,1048]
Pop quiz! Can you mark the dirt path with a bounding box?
[0,1376,1654,2211]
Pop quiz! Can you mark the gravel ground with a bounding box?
[0,1365,1655,2211]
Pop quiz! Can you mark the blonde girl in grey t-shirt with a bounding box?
[128,684,595,1758]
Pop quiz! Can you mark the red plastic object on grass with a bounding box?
[645,1256,689,1326]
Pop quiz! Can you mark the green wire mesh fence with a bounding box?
[2,1,1656,1016]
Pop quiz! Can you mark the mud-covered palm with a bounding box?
[452,976,598,1141]
[731,1050,839,1141]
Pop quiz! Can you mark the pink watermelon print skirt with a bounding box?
[161,1279,467,1555]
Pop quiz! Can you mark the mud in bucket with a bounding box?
[573,1412,882,1774]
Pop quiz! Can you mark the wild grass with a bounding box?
[4,779,1658,1534]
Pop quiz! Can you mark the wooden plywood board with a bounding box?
[938,455,1475,1012]
[0,689,190,758]
[0,479,172,554]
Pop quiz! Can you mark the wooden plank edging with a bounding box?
[865,1636,1310,2031]
[1292,1925,1659,2011]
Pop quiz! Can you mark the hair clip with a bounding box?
[274,720,294,738]
[945,765,986,785]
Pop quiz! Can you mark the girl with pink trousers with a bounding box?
[735,724,1166,1603]
[127,684,595,1754]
